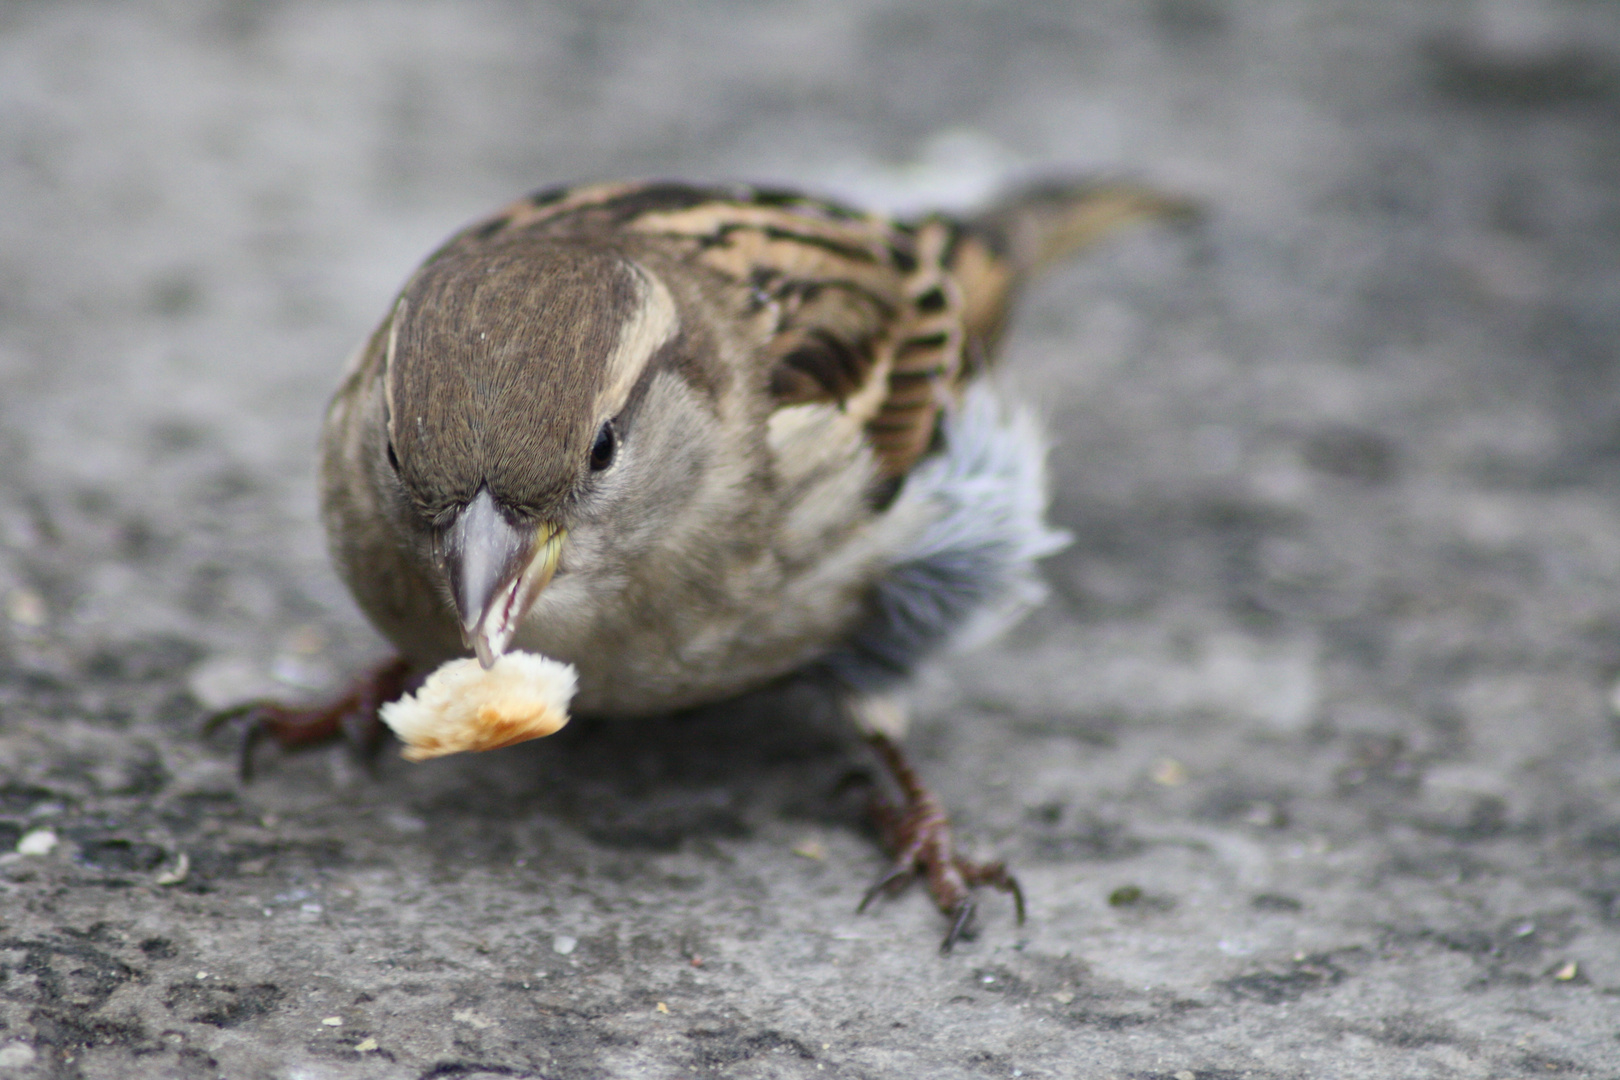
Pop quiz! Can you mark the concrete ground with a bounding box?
[3,1,1620,1077]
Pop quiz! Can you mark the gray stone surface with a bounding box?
[2,1,1620,1076]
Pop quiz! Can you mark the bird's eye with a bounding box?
[386,439,401,472]
[589,421,617,471]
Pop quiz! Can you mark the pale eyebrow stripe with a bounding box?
[598,264,679,415]
[383,296,407,440]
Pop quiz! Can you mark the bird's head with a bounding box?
[367,235,721,667]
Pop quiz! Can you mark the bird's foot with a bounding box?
[857,732,1025,953]
[204,657,413,781]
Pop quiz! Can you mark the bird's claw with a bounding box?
[202,658,411,781]
[856,863,912,914]
[944,899,977,954]
[857,732,1025,952]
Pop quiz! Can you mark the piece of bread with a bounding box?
[379,652,577,761]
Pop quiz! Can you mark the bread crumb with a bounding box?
[380,652,577,761]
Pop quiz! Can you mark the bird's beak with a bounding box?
[443,487,566,669]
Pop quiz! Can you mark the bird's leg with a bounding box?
[204,657,413,781]
[855,721,1026,953]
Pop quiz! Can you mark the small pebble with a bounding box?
[1151,758,1187,786]
[154,852,190,886]
[791,838,827,860]
[5,589,45,627]
[0,1044,36,1067]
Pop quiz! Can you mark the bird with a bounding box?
[221,177,1193,950]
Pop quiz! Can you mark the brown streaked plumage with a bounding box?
[245,178,1193,950]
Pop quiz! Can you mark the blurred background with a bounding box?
[1,2,1619,1077]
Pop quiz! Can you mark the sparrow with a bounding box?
[223,178,1192,950]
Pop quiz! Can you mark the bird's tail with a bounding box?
[943,180,1199,363]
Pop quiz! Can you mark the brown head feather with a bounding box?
[387,235,643,517]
